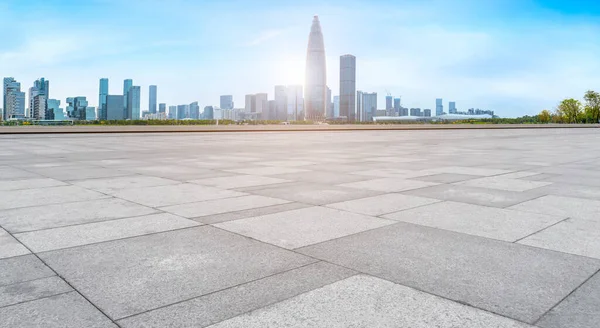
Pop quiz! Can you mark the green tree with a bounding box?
[538,109,552,123]
[556,98,583,123]
[584,90,600,123]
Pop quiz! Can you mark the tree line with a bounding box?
[539,90,600,124]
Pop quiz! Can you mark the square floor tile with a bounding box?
[0,228,29,259]
[425,166,513,176]
[197,202,311,224]
[160,195,290,218]
[215,206,395,249]
[510,195,600,221]
[298,222,600,323]
[39,226,315,319]
[225,167,311,176]
[455,177,552,192]
[536,272,600,328]
[383,201,564,242]
[0,186,107,211]
[518,218,600,259]
[0,178,67,191]
[326,194,441,216]
[0,198,159,233]
[190,175,290,189]
[206,275,531,328]
[410,173,480,184]
[0,292,117,328]
[111,183,246,207]
[0,276,72,308]
[72,176,180,193]
[340,178,438,192]
[0,255,55,286]
[15,213,200,253]
[246,182,383,205]
[269,171,372,185]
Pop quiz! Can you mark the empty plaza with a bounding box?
[1,128,599,328]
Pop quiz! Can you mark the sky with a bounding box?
[1,0,600,117]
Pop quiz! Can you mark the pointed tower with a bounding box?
[304,15,327,121]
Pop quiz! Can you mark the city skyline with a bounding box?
[1,1,600,117]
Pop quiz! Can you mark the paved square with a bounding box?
[1,129,600,327]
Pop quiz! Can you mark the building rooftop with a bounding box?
[1,128,599,327]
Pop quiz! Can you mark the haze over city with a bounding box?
[2,0,600,117]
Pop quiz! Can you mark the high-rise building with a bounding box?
[386,96,393,116]
[326,86,333,118]
[47,99,62,120]
[66,97,89,120]
[333,96,340,118]
[189,102,200,119]
[394,98,401,116]
[436,98,443,116]
[123,79,133,111]
[286,85,303,121]
[204,106,214,120]
[28,78,49,118]
[106,95,125,120]
[32,94,47,120]
[177,105,188,120]
[339,54,356,121]
[267,100,277,121]
[304,16,327,121]
[3,78,25,120]
[356,91,363,122]
[99,78,108,120]
[255,93,268,117]
[361,92,377,122]
[168,105,177,119]
[410,108,422,117]
[149,85,157,114]
[220,95,234,110]
[423,109,432,117]
[449,101,456,114]
[126,86,141,119]
[245,94,256,113]
[159,103,166,114]
[86,107,96,121]
[274,86,288,121]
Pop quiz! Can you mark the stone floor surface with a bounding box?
[1,128,599,327]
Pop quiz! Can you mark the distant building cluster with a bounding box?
[1,16,496,123]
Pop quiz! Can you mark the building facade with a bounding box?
[159,103,166,113]
[32,94,47,120]
[361,92,377,122]
[333,96,340,118]
[394,98,401,116]
[106,95,125,120]
[123,79,133,112]
[386,96,393,116]
[304,16,327,120]
[274,86,288,121]
[436,98,443,116]
[286,85,303,121]
[66,97,89,120]
[149,85,157,114]
[339,54,356,121]
[189,102,200,119]
[126,86,141,119]
[99,78,108,120]
[220,95,234,110]
[449,101,456,114]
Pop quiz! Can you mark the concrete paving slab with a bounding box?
[160,195,290,218]
[255,160,316,167]
[518,218,600,259]
[123,165,226,181]
[110,183,246,207]
[225,166,311,176]
[269,170,372,185]
[0,276,72,308]
[197,202,311,224]
[383,201,564,242]
[0,292,117,328]
[118,262,356,328]
[0,198,159,233]
[0,227,30,259]
[298,222,600,323]
[455,176,553,192]
[326,193,441,216]
[0,167,42,180]
[425,166,513,176]
[0,185,108,210]
[189,175,290,189]
[0,255,55,286]
[245,182,383,205]
[410,173,481,183]
[71,175,180,193]
[403,184,543,208]
[15,213,200,253]
[39,226,316,319]
[26,166,132,181]
[215,206,396,249]
[206,275,531,328]
[536,272,600,328]
[533,183,600,201]
[339,177,439,192]
[0,178,67,191]
[350,168,433,179]
[510,195,600,221]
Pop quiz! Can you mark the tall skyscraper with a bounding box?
[333,96,340,118]
[361,92,377,122]
[189,102,200,119]
[47,99,63,120]
[220,95,234,110]
[423,109,432,117]
[245,94,256,113]
[255,93,268,117]
[149,85,157,114]
[449,101,456,114]
[99,78,109,120]
[168,106,177,119]
[326,86,333,118]
[3,78,26,120]
[126,86,141,119]
[204,106,214,120]
[177,104,188,120]
[32,95,47,119]
[394,98,401,116]
[304,15,327,121]
[267,100,277,121]
[159,103,166,114]
[356,91,363,122]
[29,78,49,118]
[106,95,125,120]
[436,98,443,116]
[286,85,303,121]
[274,86,287,121]
[123,79,133,111]
[386,96,393,116]
[66,97,89,120]
[339,55,356,121]
[86,107,96,121]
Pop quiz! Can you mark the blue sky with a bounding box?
[1,0,600,117]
